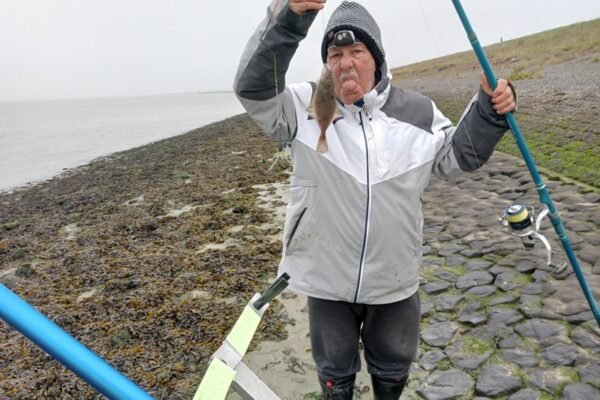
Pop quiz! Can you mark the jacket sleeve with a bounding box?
[432,87,509,179]
[233,0,318,146]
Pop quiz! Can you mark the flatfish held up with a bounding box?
[308,65,339,153]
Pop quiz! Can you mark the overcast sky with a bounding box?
[1,0,598,102]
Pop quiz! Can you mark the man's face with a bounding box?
[326,41,376,105]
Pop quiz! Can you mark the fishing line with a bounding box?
[238,0,293,166]
[260,0,282,131]
[415,0,483,170]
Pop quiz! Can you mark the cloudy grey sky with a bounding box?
[1,0,598,102]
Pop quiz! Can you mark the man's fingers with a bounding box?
[492,91,516,114]
[494,99,515,114]
[492,87,512,104]
[289,0,325,14]
[488,79,515,114]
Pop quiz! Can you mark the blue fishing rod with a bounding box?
[450,0,599,325]
[0,284,154,400]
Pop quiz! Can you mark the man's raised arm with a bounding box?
[233,0,321,143]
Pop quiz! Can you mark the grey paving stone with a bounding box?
[593,260,600,275]
[465,285,497,297]
[565,310,594,325]
[577,245,600,264]
[446,339,493,370]
[439,243,465,257]
[423,245,437,256]
[517,295,543,318]
[577,360,600,387]
[420,349,447,371]
[488,309,524,327]
[456,271,494,290]
[460,248,483,258]
[424,257,446,267]
[421,300,434,317]
[435,294,464,312]
[527,367,578,394]
[489,264,513,276]
[468,240,495,251]
[516,259,536,273]
[583,193,600,203]
[446,255,466,266]
[475,364,522,397]
[458,310,488,326]
[494,271,524,291]
[499,334,522,349]
[532,269,551,282]
[521,282,544,295]
[489,295,517,306]
[433,269,458,283]
[507,388,542,400]
[417,369,474,400]
[424,225,445,235]
[561,383,600,400]
[421,321,459,347]
[465,259,493,271]
[539,343,579,366]
[571,324,600,352]
[501,348,539,368]
[514,319,568,343]
[422,280,451,295]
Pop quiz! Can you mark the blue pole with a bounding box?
[0,284,155,400]
[450,0,600,325]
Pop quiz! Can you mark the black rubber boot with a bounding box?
[371,375,407,400]
[319,375,355,400]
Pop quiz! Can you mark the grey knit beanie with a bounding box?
[321,1,385,68]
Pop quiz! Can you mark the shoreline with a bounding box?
[0,113,249,196]
[0,93,244,192]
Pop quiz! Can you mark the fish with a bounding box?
[308,65,339,153]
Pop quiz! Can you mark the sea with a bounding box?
[0,92,244,193]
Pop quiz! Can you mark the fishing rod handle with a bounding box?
[253,273,291,310]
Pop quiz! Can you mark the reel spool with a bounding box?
[499,203,569,279]
[503,204,535,248]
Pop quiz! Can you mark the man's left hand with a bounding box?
[480,72,516,115]
[289,0,326,14]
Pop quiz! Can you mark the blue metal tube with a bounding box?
[0,284,154,400]
[451,0,600,325]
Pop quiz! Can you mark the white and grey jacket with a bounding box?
[234,3,509,304]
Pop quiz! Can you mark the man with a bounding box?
[234,1,516,399]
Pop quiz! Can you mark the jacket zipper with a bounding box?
[286,207,307,250]
[353,111,372,303]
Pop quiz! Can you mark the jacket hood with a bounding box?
[321,1,385,69]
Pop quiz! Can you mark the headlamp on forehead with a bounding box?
[329,30,357,48]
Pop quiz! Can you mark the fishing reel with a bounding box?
[499,204,569,279]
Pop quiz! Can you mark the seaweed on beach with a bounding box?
[0,114,291,399]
